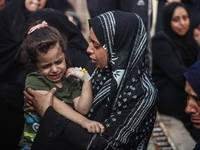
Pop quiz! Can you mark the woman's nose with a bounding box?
[185,99,197,114]
[87,43,94,54]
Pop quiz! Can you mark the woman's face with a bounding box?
[185,80,200,130]
[25,0,47,12]
[87,28,108,69]
[36,43,66,87]
[171,6,190,36]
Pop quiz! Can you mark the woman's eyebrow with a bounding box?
[191,95,200,101]
[89,37,100,45]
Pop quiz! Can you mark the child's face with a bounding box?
[36,43,66,86]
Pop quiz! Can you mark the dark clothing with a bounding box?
[87,0,153,73]
[156,0,200,33]
[0,5,88,150]
[152,3,200,141]
[87,0,151,29]
[32,107,111,150]
[26,8,89,68]
[152,31,198,116]
[194,140,200,150]
[0,0,77,80]
[32,11,158,150]
[152,31,200,141]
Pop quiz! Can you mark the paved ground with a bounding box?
[148,113,196,150]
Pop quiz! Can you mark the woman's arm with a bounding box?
[66,67,93,115]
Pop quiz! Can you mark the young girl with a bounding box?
[19,21,104,149]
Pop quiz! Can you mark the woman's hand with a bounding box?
[24,87,56,117]
[81,119,105,134]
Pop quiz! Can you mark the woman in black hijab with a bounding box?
[24,11,158,150]
[152,2,200,141]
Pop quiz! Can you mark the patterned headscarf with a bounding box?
[87,11,158,149]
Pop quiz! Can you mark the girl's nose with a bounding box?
[51,65,58,73]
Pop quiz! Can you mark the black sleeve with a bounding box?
[32,107,109,150]
[32,106,69,150]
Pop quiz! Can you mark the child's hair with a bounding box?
[22,20,71,67]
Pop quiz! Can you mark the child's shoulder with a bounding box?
[26,71,43,80]
[25,71,50,90]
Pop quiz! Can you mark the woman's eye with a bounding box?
[94,46,99,49]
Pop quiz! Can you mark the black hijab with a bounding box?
[87,11,157,149]
[0,0,86,80]
[163,2,199,67]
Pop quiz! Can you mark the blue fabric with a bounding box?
[20,146,31,150]
[194,140,200,150]
[183,60,200,98]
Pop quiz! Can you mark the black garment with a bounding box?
[0,0,76,80]
[156,0,200,33]
[87,0,153,74]
[0,3,88,150]
[87,0,151,29]
[32,11,158,150]
[32,107,111,150]
[26,8,89,68]
[152,2,200,141]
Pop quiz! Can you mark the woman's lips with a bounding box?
[91,59,97,63]
[191,118,200,124]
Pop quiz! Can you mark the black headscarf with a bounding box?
[87,11,157,149]
[0,0,85,80]
[162,2,199,67]
[26,8,89,68]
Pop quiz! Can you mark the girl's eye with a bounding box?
[42,65,49,69]
[56,59,62,64]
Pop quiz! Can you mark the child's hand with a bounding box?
[81,119,105,134]
[66,67,91,82]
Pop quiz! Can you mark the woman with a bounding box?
[24,11,158,150]
[152,2,200,141]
